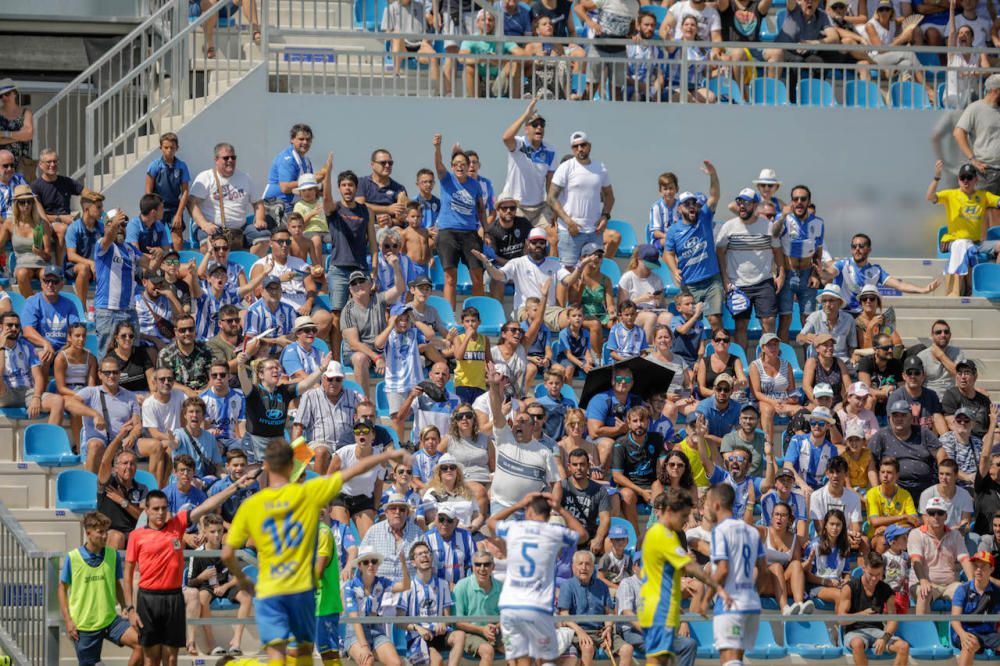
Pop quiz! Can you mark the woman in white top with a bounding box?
[618,246,673,342]
[440,406,494,486]
[329,424,382,538]
[421,454,486,532]
[865,1,934,99]
[750,333,801,444]
[755,500,812,615]
[945,5,990,108]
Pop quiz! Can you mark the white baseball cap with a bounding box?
[570,131,589,146]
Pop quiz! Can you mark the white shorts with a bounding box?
[713,613,761,652]
[501,608,560,660]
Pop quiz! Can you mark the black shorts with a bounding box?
[436,228,483,271]
[331,493,375,515]
[136,588,186,648]
[972,632,1000,653]
[735,278,778,320]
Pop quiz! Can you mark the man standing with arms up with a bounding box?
[501,98,557,236]
[223,439,408,666]
[707,483,767,666]
[487,489,588,666]
[640,488,730,666]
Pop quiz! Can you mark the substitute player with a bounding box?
[487,491,587,666]
[706,484,767,666]
[315,502,345,666]
[640,488,730,666]
[222,438,408,666]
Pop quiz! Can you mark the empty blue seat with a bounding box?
[354,0,388,30]
[652,264,680,296]
[890,81,933,109]
[845,80,886,108]
[751,77,789,106]
[747,621,787,660]
[760,8,786,41]
[896,621,952,660]
[429,261,446,291]
[56,469,98,513]
[456,262,473,294]
[601,258,622,292]
[607,219,638,258]
[134,469,159,490]
[229,251,259,279]
[6,292,25,313]
[973,264,1000,299]
[987,227,1000,241]
[689,621,719,659]
[705,76,745,104]
[427,295,458,331]
[178,250,203,266]
[24,423,79,467]
[797,78,837,107]
[785,621,840,659]
[375,381,391,419]
[462,296,507,337]
[85,333,100,358]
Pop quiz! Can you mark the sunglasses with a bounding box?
[156,376,175,383]
[220,318,239,324]
[438,514,457,523]
[273,239,292,246]
[383,243,399,250]
[729,455,747,463]
[715,386,732,393]
[791,196,809,203]
[613,375,633,383]
[212,245,229,252]
[860,295,878,302]
[395,468,412,475]
[528,121,546,128]
[528,413,546,421]
[219,155,237,161]
[99,369,118,376]
[809,420,828,427]
[498,205,517,212]
[176,327,194,334]
[359,559,380,566]
[42,278,61,285]
[904,370,923,376]
[210,372,228,379]
[473,561,493,567]
[439,464,458,472]
[956,417,972,424]
[666,461,685,469]
[353,425,373,434]
[504,328,523,335]
[714,337,730,343]
[933,329,951,335]
[349,280,367,287]
[376,160,394,167]
[927,510,946,517]
[455,413,475,421]
[118,332,135,339]
[959,174,977,181]
[298,327,318,335]
[851,243,869,250]
[875,344,894,350]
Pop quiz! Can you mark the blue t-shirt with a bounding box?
[262,145,313,209]
[695,396,741,438]
[557,327,591,364]
[357,175,407,207]
[952,581,1000,637]
[207,474,259,523]
[437,173,482,232]
[64,218,104,265]
[125,216,171,252]
[146,156,191,210]
[419,195,441,229]
[536,393,574,440]
[521,320,551,357]
[60,546,124,584]
[21,294,80,350]
[557,576,612,631]
[663,203,720,284]
[585,390,642,426]
[280,342,323,377]
[670,314,705,367]
[783,433,838,490]
[496,1,533,35]
[172,427,224,480]
[162,482,207,514]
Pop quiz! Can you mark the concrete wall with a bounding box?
[104,67,954,259]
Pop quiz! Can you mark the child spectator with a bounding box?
[415,168,441,229]
[380,460,428,530]
[377,303,434,444]
[597,523,635,594]
[184,513,252,656]
[412,425,443,491]
[398,542,466,666]
[206,449,258,526]
[162,454,207,528]
[614,554,645,651]
[668,292,704,368]
[607,299,647,362]
[648,172,679,251]
[452,306,490,404]
[144,132,190,250]
[292,174,327,266]
[555,304,595,381]
[286,213,316,265]
[535,369,574,441]
[882,524,912,614]
[838,421,877,493]
[519,295,553,387]
[194,261,243,341]
[172,397,225,485]
[401,201,433,273]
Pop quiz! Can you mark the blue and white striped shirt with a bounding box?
[385,328,425,393]
[244,299,297,353]
[778,212,824,260]
[343,572,394,616]
[199,387,246,440]
[425,526,475,585]
[2,338,37,390]
[195,283,241,340]
[280,342,322,377]
[648,197,680,243]
[607,322,647,358]
[95,242,141,311]
[398,574,453,629]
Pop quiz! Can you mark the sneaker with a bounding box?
[801,599,815,614]
[783,602,801,616]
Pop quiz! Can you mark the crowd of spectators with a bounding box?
[40,95,1000,662]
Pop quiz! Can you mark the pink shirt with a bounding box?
[907,525,968,587]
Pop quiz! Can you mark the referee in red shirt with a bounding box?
[123,474,256,665]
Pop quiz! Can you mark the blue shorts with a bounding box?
[643,625,680,657]
[256,590,316,647]
[327,265,361,311]
[343,622,392,651]
[74,615,131,666]
[558,229,601,267]
[778,267,818,316]
[315,613,342,654]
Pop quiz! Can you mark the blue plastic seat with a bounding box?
[890,80,933,109]
[609,516,637,550]
[601,258,622,292]
[601,342,613,366]
[24,423,79,467]
[429,261,445,291]
[56,469,98,513]
[754,341,803,382]
[785,621,840,659]
[747,621,788,660]
[689,620,719,659]
[652,264,680,296]
[607,219,638,258]
[751,77,789,106]
[313,339,329,354]
[638,4,668,29]
[973,264,1000,299]
[462,296,507,337]
[845,80,886,108]
[6,292,25,313]
[134,469,159,491]
[760,9,786,41]
[705,76,745,104]
[797,78,837,107]
[229,251,259,279]
[344,379,365,395]
[456,262,473,294]
[427,295,457,331]
[533,382,579,405]
[896,621,952,660]
[375,381,391,419]
[705,341,749,368]
[354,0,388,30]
[85,333,100,358]
[178,250,204,266]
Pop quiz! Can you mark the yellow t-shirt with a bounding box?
[843,448,873,491]
[638,522,691,629]
[864,484,916,537]
[454,333,487,390]
[675,438,709,488]
[225,472,344,599]
[294,199,329,235]
[937,188,1000,242]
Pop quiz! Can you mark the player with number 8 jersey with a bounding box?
[223,438,409,666]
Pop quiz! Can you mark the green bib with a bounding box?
[316,522,344,616]
[68,547,118,632]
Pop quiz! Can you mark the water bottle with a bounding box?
[209,567,219,587]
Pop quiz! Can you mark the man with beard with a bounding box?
[611,405,665,534]
[695,413,773,523]
[501,99,557,231]
[0,311,66,425]
[715,188,785,351]
[857,332,902,420]
[560,447,613,552]
[484,191,533,299]
[207,304,261,384]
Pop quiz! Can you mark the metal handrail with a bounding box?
[32,0,182,182]
[0,502,62,666]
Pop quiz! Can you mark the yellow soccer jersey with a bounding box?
[638,522,691,630]
[865,484,916,537]
[938,188,1000,242]
[225,472,344,599]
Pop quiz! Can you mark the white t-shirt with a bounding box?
[593,0,641,36]
[710,517,765,613]
[141,389,187,433]
[490,425,560,508]
[945,13,992,47]
[618,270,665,309]
[503,136,556,207]
[189,169,259,230]
[496,519,579,613]
[669,1,721,39]
[251,255,309,308]
[338,444,382,496]
[501,255,562,313]
[551,159,611,233]
[918,485,974,528]
[715,216,780,287]
[381,0,429,45]
[472,392,521,428]
[808,485,863,527]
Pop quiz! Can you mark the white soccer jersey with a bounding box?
[496,519,578,614]
[710,517,764,614]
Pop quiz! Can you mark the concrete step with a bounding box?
[27,531,70,552]
[0,484,28,509]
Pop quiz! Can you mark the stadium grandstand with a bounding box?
[3,0,1000,663]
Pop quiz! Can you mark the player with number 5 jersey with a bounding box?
[222,438,409,666]
[487,492,587,666]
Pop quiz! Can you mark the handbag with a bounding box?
[212,169,246,250]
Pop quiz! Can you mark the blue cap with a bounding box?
[884,524,911,543]
[390,302,412,317]
[262,275,281,289]
[735,187,760,203]
[677,191,698,205]
[637,243,660,265]
[42,265,63,279]
[609,525,629,540]
[580,242,603,258]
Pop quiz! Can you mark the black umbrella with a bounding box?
[578,356,675,410]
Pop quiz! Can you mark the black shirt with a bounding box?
[942,387,992,438]
[486,217,534,263]
[532,0,574,37]
[857,356,902,417]
[845,576,893,634]
[974,471,1000,535]
[111,347,154,393]
[186,549,233,591]
[30,176,84,215]
[720,0,765,42]
[887,387,943,431]
[611,432,666,489]
[560,478,611,543]
[246,383,298,437]
[97,474,149,535]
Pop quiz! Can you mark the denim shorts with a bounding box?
[558,229,601,266]
[327,265,361,311]
[342,623,391,652]
[74,615,131,666]
[778,267,818,316]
